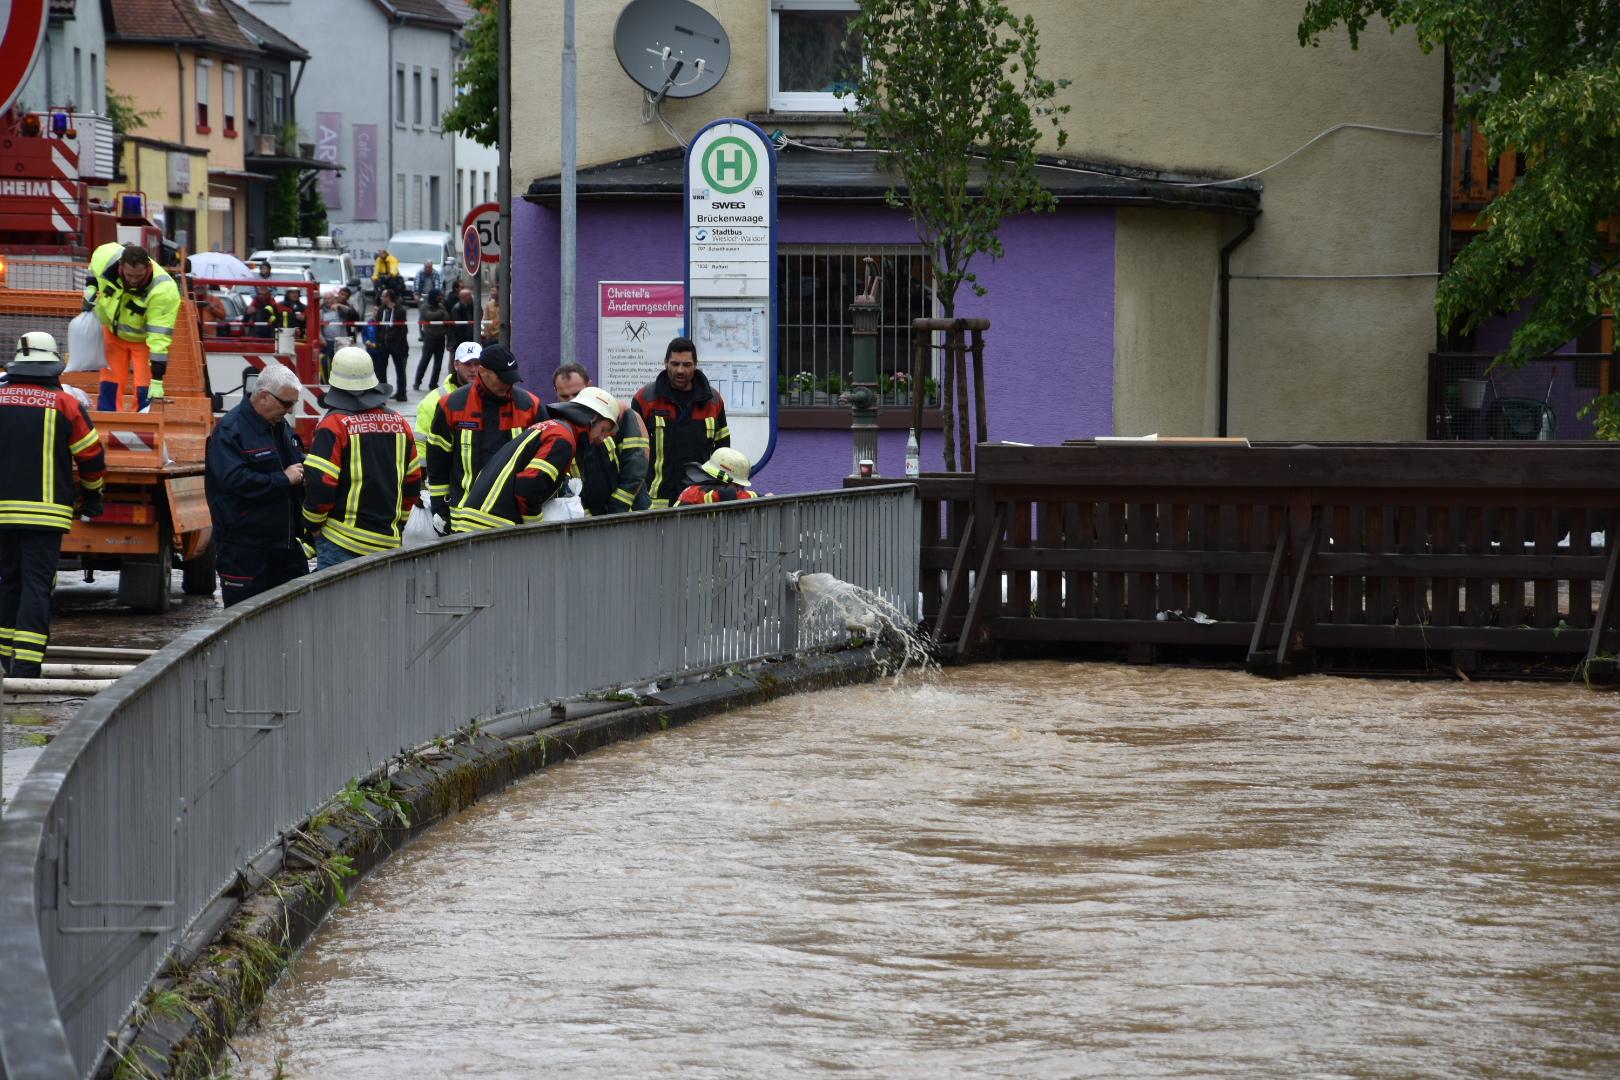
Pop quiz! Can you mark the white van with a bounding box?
[379,230,459,305]
[248,240,366,315]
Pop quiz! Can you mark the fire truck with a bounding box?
[1,109,325,611]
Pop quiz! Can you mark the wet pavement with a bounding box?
[235,662,1620,1079]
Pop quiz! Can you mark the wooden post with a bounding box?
[954,328,972,473]
[970,326,988,447]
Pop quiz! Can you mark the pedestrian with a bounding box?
[553,361,649,514]
[676,447,759,505]
[204,362,308,607]
[280,288,307,337]
[452,387,620,532]
[414,288,450,390]
[424,343,542,534]
[320,287,360,379]
[480,283,500,345]
[0,332,106,678]
[631,336,731,509]
[192,283,228,337]
[448,285,477,351]
[84,241,181,409]
[414,261,444,302]
[370,289,409,402]
[302,347,424,568]
[372,248,400,292]
[248,285,278,339]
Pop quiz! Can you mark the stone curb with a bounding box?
[97,647,892,1079]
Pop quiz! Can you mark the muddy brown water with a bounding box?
[233,663,1620,1078]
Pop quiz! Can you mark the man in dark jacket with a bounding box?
[553,361,649,514]
[631,336,730,509]
[424,343,542,534]
[447,286,477,352]
[0,332,106,677]
[370,289,409,401]
[204,363,307,607]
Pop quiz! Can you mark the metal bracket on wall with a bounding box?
[407,568,492,668]
[199,649,302,730]
[56,801,178,936]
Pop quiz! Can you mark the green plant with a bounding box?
[441,0,498,147]
[1577,393,1620,440]
[105,87,159,135]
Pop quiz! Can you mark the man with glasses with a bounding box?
[204,363,309,607]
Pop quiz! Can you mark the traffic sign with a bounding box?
[462,224,482,271]
[460,202,502,265]
[0,0,50,117]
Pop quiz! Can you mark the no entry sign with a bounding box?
[462,224,481,271]
[0,0,50,117]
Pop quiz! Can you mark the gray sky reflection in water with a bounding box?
[233,663,1620,1078]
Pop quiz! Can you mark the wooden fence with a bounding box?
[854,442,1620,678]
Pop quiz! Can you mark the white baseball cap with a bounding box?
[454,341,484,365]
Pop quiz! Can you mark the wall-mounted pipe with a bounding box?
[1218,217,1257,437]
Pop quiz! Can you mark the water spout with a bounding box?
[788,571,932,674]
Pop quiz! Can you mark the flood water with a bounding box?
[234,663,1620,1078]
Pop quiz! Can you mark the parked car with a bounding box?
[248,246,366,317]
[381,230,459,306]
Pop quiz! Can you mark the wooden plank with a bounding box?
[1098,501,1125,619]
[1308,624,1588,654]
[1246,528,1291,665]
[1396,504,1419,625]
[1570,509,1592,628]
[1534,507,1557,627]
[957,507,1007,657]
[1009,500,1033,617]
[1275,523,1320,667]
[1038,500,1062,618]
[1169,503,1190,616]
[1310,553,1609,578]
[987,617,1253,646]
[930,510,976,644]
[1431,505,1458,627]
[1330,505,1351,623]
[992,548,1278,574]
[1465,505,1489,626]
[1498,507,1523,627]
[1587,541,1620,665]
[1067,502,1093,618]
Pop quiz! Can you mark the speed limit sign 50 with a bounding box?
[461,202,502,266]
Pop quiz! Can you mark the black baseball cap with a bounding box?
[478,344,523,384]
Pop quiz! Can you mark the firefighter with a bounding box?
[553,362,649,514]
[676,448,759,505]
[631,336,730,509]
[84,242,181,410]
[0,333,106,678]
[416,340,481,442]
[452,388,620,532]
[424,343,542,535]
[302,347,425,568]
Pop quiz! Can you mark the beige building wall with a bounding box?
[1113,209,1222,437]
[513,0,1442,439]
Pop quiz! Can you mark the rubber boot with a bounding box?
[97,380,120,411]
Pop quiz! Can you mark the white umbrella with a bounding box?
[187,251,254,281]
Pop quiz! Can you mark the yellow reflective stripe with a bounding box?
[424,431,452,452]
[715,426,730,441]
[449,506,509,531]
[651,498,670,510]
[12,629,48,645]
[42,409,56,505]
[302,507,329,525]
[80,476,105,492]
[13,647,45,663]
[529,457,559,482]
[304,454,341,479]
[651,416,666,501]
[428,483,450,496]
[69,429,100,455]
[0,628,11,643]
[0,645,10,659]
[611,488,636,506]
[476,428,542,515]
[344,432,365,525]
[619,437,649,451]
[458,428,474,492]
[393,433,407,524]
[324,518,399,552]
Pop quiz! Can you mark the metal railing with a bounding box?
[0,487,919,1079]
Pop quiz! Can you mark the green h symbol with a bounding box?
[703,136,757,194]
[714,146,746,182]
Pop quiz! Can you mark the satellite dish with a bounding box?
[613,0,731,100]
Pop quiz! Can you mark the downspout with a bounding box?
[1437,48,1454,348]
[1217,217,1256,437]
[175,44,186,145]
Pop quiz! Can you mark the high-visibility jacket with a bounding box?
[571,405,649,515]
[0,374,106,531]
[415,374,459,440]
[677,482,758,506]
[631,370,729,509]
[425,379,542,508]
[452,418,582,532]
[372,253,400,280]
[302,407,424,555]
[86,242,181,369]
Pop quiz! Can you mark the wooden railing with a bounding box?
[855,442,1620,678]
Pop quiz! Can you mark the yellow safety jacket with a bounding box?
[86,242,181,366]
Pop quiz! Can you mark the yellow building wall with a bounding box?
[116,141,211,255]
[513,0,1443,440]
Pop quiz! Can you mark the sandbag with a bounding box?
[401,504,436,548]
[65,312,105,373]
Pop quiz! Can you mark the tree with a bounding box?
[299,176,330,239]
[1300,1,1620,434]
[442,0,498,148]
[848,0,1069,467]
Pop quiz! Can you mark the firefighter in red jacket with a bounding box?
[0,332,106,678]
[452,387,620,532]
[677,448,759,505]
[424,343,541,534]
[631,336,730,509]
[302,347,425,567]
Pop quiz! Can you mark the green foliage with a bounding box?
[299,176,329,239]
[268,169,299,239]
[848,0,1070,318]
[442,0,498,148]
[1299,2,1620,372]
[105,87,159,135]
[1576,392,1620,439]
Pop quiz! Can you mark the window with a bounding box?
[394,65,406,126]
[222,64,238,134]
[430,69,440,129]
[413,68,423,127]
[195,58,212,131]
[90,54,99,112]
[246,67,259,126]
[769,0,860,112]
[270,72,285,127]
[429,176,441,229]
[73,48,82,108]
[483,171,491,203]
[413,175,424,228]
[456,168,464,218]
[394,173,406,231]
[776,244,939,409]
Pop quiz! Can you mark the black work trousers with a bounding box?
[414,337,446,389]
[372,343,408,399]
[217,540,309,608]
[0,529,63,678]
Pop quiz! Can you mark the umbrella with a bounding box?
[186,251,254,281]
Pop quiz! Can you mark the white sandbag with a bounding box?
[65,312,105,373]
[539,494,586,522]
[401,504,436,547]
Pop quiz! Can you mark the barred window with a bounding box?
[777,244,940,408]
